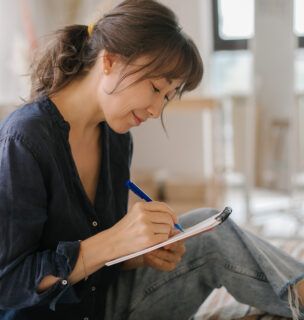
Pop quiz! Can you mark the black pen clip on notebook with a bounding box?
[215,206,232,222]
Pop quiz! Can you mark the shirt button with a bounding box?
[61,279,68,286]
[91,286,96,292]
[92,221,98,227]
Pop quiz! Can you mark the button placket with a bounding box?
[61,279,68,286]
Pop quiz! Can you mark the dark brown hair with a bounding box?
[30,0,203,101]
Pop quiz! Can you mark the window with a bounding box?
[213,0,304,51]
[212,0,254,50]
[295,0,304,47]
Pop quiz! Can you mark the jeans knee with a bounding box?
[179,208,219,229]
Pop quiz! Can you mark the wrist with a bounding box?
[67,229,124,284]
[101,224,135,261]
[79,228,120,270]
[93,226,130,264]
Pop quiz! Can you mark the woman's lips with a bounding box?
[132,112,143,125]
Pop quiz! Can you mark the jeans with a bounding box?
[104,208,304,320]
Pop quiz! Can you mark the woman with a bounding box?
[0,0,304,319]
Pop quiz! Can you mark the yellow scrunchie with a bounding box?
[87,23,94,37]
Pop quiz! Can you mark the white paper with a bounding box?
[105,212,223,266]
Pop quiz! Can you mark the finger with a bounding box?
[164,241,186,255]
[152,223,172,235]
[142,201,178,224]
[175,242,186,256]
[169,228,181,237]
[145,253,176,271]
[152,233,170,244]
[148,248,182,264]
[147,211,174,227]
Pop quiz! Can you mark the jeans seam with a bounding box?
[127,252,219,316]
[223,262,268,281]
[127,254,268,317]
[143,254,267,297]
[144,253,218,295]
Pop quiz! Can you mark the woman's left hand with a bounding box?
[143,230,186,271]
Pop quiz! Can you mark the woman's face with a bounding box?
[98,54,182,134]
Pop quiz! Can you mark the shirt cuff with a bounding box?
[42,240,81,311]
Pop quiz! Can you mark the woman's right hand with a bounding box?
[38,202,178,289]
[109,201,178,258]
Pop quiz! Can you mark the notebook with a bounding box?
[105,207,232,266]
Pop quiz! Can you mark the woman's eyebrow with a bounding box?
[164,78,181,90]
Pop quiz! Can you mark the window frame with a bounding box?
[212,0,248,51]
[212,0,304,51]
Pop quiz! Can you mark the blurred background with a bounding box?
[1,0,304,239]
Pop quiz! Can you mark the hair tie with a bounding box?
[87,23,94,37]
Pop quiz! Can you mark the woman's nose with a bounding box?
[147,99,164,119]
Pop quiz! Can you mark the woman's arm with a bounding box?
[38,236,144,292]
[0,136,81,309]
[38,229,117,291]
[38,201,178,290]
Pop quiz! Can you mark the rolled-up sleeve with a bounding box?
[0,135,80,310]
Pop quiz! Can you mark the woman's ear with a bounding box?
[102,50,119,74]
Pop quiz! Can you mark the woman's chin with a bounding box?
[107,122,131,134]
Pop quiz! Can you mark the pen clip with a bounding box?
[215,206,232,223]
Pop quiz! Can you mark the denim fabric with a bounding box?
[104,209,304,320]
[0,97,132,319]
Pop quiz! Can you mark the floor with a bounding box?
[223,187,304,239]
[165,186,304,240]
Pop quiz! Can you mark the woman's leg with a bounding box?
[105,208,304,320]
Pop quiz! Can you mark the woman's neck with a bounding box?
[50,71,105,137]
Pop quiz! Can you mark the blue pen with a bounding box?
[125,180,184,232]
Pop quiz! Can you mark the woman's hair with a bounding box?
[30,0,203,101]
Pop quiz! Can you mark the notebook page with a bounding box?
[105,210,229,266]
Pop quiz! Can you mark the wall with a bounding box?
[131,108,206,179]
[254,0,295,190]
[0,0,214,179]
[131,0,213,179]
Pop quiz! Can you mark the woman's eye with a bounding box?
[166,90,177,102]
[152,84,160,93]
[151,82,174,103]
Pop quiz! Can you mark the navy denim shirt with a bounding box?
[0,97,132,319]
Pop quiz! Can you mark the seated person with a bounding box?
[0,1,304,319]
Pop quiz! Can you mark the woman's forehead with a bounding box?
[117,54,185,89]
[126,54,185,77]
[153,77,182,89]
